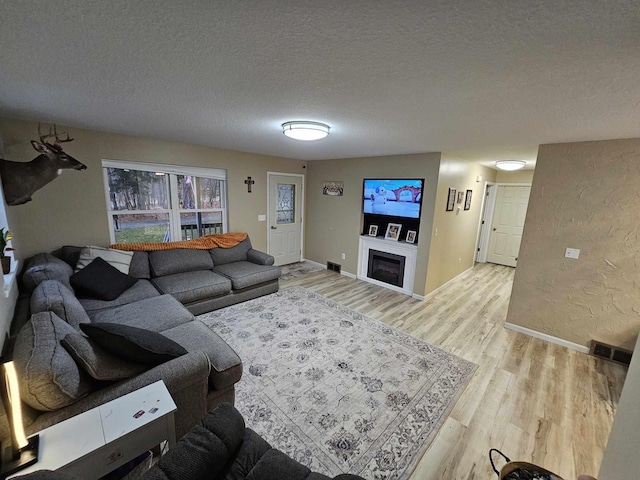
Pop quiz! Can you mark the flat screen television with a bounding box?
[363,178,424,219]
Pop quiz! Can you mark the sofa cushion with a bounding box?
[209,237,252,266]
[75,245,134,274]
[80,279,161,316]
[60,245,82,268]
[152,270,231,304]
[146,402,246,480]
[129,251,151,279]
[213,261,281,290]
[70,257,138,301]
[149,249,214,277]
[80,323,188,365]
[89,294,195,332]
[22,253,74,291]
[61,333,147,381]
[30,280,91,329]
[162,322,243,390]
[13,312,93,411]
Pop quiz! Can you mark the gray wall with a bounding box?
[507,138,640,349]
[305,153,441,295]
[0,117,305,258]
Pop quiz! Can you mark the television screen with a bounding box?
[363,179,424,218]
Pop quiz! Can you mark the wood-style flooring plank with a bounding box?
[280,263,626,480]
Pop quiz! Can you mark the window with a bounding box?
[102,160,227,244]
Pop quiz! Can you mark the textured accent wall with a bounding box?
[507,139,640,349]
[305,153,441,295]
[0,117,305,258]
[425,155,496,294]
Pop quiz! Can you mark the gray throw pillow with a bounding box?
[80,323,188,365]
[61,333,147,381]
[13,312,93,411]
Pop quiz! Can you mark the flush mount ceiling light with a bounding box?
[282,121,330,141]
[495,160,527,171]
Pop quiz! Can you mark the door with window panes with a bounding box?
[268,174,302,266]
[103,161,227,244]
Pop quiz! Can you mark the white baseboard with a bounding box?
[301,259,326,269]
[504,322,590,353]
[341,270,356,279]
[412,293,426,301]
[421,267,474,301]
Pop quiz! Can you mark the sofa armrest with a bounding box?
[26,351,211,440]
[247,249,275,266]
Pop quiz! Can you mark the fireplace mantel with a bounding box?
[357,235,417,295]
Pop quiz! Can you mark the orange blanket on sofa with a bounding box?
[110,232,248,251]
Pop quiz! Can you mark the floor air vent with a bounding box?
[590,340,632,366]
[327,261,341,273]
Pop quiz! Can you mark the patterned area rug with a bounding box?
[198,287,476,479]
[279,261,324,281]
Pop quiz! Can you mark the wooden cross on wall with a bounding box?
[244,176,255,193]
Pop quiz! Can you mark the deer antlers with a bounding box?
[38,123,74,145]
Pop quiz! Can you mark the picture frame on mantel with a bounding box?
[464,189,472,210]
[385,223,402,241]
[446,188,456,211]
[368,225,379,236]
[406,230,416,244]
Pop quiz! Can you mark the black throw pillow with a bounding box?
[80,323,188,365]
[70,257,137,300]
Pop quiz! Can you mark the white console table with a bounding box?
[11,380,176,479]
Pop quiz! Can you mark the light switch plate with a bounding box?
[565,248,580,259]
[258,215,266,222]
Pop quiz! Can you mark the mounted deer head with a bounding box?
[0,125,86,206]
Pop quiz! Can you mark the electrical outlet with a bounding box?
[341,253,346,260]
[458,257,462,264]
[565,248,580,259]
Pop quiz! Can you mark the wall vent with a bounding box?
[327,261,341,273]
[590,340,633,366]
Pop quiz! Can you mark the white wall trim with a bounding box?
[341,270,356,279]
[302,259,326,269]
[412,293,426,301]
[422,266,474,301]
[504,322,590,353]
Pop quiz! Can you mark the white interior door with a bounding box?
[268,174,302,266]
[487,185,531,267]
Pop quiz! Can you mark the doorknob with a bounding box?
[493,228,497,231]
[271,226,277,230]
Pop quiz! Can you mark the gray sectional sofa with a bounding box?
[6,236,281,441]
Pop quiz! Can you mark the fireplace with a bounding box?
[357,235,417,296]
[367,249,406,288]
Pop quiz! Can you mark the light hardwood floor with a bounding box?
[280,262,627,480]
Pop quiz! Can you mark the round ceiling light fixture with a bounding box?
[495,160,527,171]
[282,121,330,141]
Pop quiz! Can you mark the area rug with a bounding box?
[198,287,476,479]
[279,261,324,281]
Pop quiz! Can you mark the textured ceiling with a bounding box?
[1,1,639,165]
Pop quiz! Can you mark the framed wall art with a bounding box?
[323,181,344,196]
[446,188,456,211]
[464,189,472,210]
[457,191,464,204]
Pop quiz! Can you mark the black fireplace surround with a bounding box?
[367,249,406,287]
